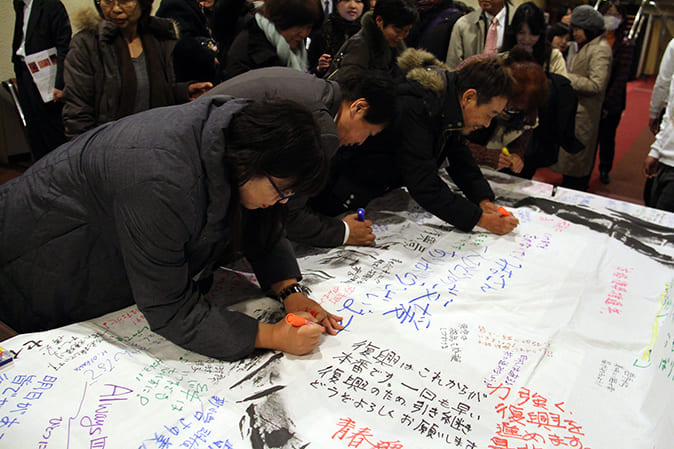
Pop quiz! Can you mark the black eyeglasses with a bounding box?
[266,176,294,201]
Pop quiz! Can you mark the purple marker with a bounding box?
[357,208,365,221]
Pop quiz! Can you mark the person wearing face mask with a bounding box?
[325,0,419,81]
[312,49,520,236]
[0,96,345,360]
[549,5,612,192]
[223,0,323,80]
[308,0,369,76]
[596,1,634,185]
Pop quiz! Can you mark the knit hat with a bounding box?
[570,5,605,32]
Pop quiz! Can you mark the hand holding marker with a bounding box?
[286,313,325,332]
[498,206,512,217]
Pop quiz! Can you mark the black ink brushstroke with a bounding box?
[514,197,674,267]
[230,352,284,389]
[238,385,286,402]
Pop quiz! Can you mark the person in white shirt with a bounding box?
[445,0,512,69]
[644,37,674,212]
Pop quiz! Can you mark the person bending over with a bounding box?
[0,97,343,361]
[312,49,519,235]
[208,67,396,247]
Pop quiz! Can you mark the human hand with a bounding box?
[477,210,519,235]
[343,214,376,246]
[479,199,499,214]
[257,313,324,355]
[509,154,524,173]
[53,88,63,102]
[317,54,333,73]
[643,156,658,178]
[188,82,213,100]
[649,117,661,135]
[496,152,511,170]
[283,293,344,335]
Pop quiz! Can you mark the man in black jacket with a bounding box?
[312,49,520,235]
[12,0,71,160]
[208,67,396,247]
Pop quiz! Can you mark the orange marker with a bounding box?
[497,206,511,216]
[285,313,325,332]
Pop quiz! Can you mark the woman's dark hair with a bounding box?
[456,56,514,105]
[94,0,153,27]
[546,21,570,43]
[226,99,328,198]
[262,0,324,31]
[501,2,550,67]
[338,69,397,124]
[374,0,419,28]
[555,3,574,23]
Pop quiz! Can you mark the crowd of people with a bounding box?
[2,0,670,361]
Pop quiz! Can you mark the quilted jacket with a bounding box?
[0,96,301,361]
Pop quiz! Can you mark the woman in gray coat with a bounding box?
[0,96,342,361]
[62,0,212,139]
[550,5,612,191]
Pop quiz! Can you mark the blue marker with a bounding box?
[357,208,365,221]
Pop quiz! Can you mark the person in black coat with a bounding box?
[11,0,71,160]
[312,49,520,235]
[0,96,343,361]
[156,0,219,82]
[223,0,323,80]
[308,0,368,76]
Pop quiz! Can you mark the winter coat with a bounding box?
[603,35,634,115]
[326,12,406,81]
[308,11,362,73]
[551,34,612,177]
[0,96,301,361]
[62,10,190,138]
[323,49,495,232]
[208,67,347,247]
[527,72,583,169]
[156,0,211,38]
[395,49,495,230]
[223,13,282,80]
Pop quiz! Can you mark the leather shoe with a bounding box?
[600,171,610,184]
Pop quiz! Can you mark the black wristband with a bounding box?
[277,283,311,303]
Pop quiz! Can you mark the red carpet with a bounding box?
[534,77,655,205]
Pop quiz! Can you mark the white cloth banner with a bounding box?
[1,171,673,449]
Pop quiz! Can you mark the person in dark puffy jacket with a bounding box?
[62,0,212,139]
[0,96,343,361]
[223,0,323,80]
[308,0,368,76]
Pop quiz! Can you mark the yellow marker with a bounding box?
[501,147,510,156]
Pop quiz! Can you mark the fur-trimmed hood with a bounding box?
[397,48,451,96]
[74,8,179,42]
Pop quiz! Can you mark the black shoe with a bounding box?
[600,171,610,184]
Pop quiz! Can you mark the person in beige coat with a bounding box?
[550,5,612,191]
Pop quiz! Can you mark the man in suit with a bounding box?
[12,0,71,160]
[445,0,512,69]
